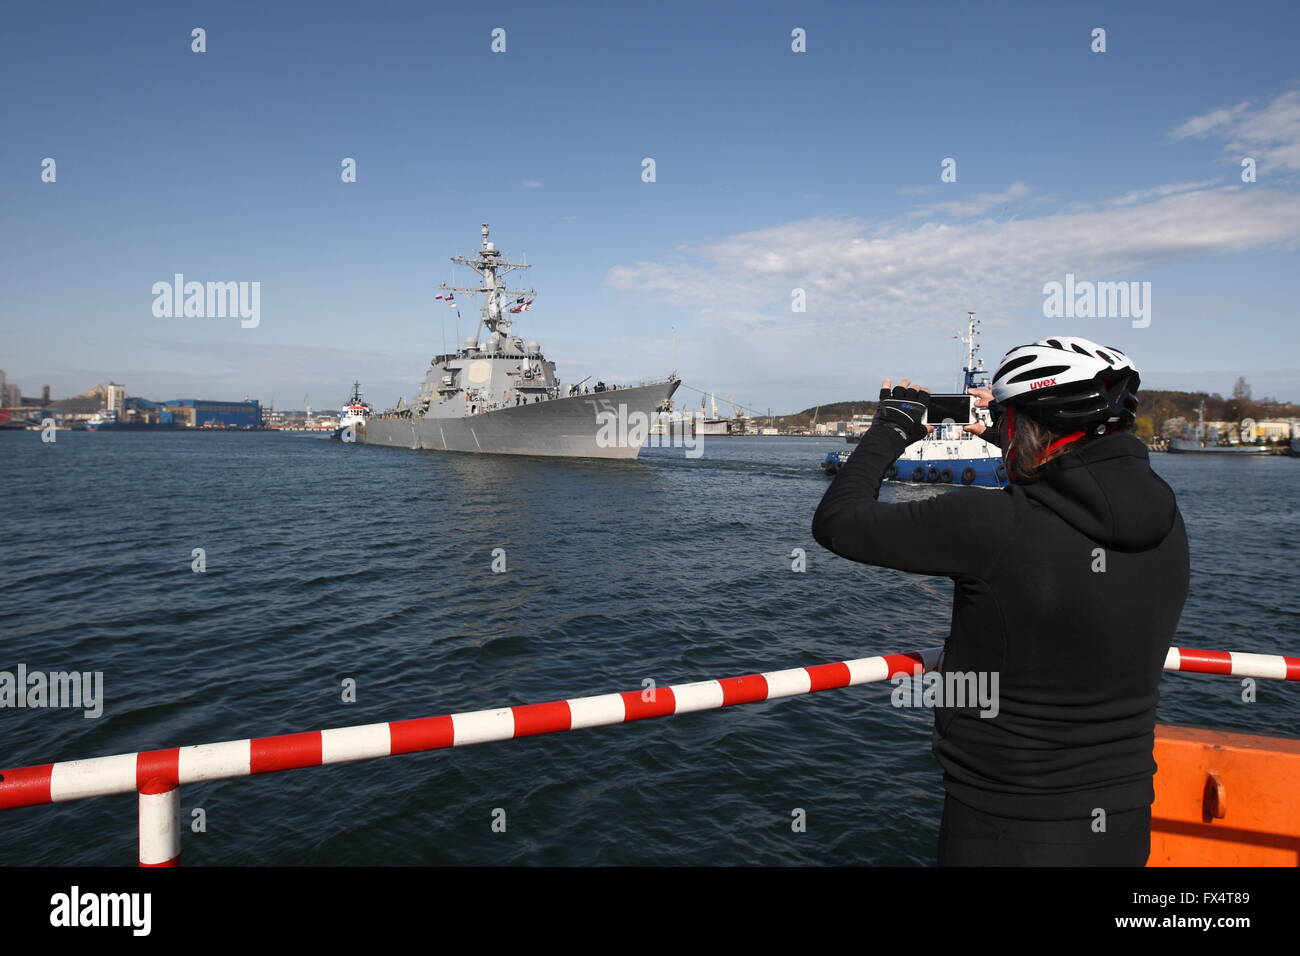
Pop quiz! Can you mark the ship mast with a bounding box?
[959,312,986,390]
[439,223,536,346]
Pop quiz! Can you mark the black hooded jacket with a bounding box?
[812,424,1189,821]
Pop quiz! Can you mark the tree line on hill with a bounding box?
[770,379,1297,441]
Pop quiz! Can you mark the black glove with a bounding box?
[873,385,930,443]
[977,400,1005,449]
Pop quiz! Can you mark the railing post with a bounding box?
[138,778,180,867]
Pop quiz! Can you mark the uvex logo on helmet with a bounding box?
[1028,377,1057,390]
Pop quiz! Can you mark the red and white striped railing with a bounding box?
[1163,646,1300,681]
[0,644,1295,865]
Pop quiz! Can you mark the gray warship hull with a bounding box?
[359,381,679,459]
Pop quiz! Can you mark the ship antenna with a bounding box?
[438,222,537,352]
[960,311,983,390]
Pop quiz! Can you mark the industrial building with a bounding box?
[33,382,263,430]
[158,399,262,428]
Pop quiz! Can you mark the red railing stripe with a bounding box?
[136,749,180,792]
[620,686,677,720]
[1177,648,1234,675]
[512,700,573,738]
[250,731,323,774]
[805,662,852,691]
[719,674,769,706]
[0,764,53,811]
[883,652,929,678]
[389,715,455,754]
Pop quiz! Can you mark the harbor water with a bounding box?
[1,432,1296,865]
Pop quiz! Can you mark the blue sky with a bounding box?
[2,0,1298,413]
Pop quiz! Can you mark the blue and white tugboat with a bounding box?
[821,313,1008,488]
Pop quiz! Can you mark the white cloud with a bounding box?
[1173,89,1300,173]
[1171,102,1250,139]
[607,185,1300,342]
[1096,180,1221,208]
[910,181,1032,219]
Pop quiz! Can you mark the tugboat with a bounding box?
[331,381,371,441]
[822,313,1007,487]
[360,224,679,458]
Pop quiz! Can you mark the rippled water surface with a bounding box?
[1,431,1296,865]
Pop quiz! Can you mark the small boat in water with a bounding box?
[822,314,1008,488]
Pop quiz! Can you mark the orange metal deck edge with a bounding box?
[1150,723,1300,867]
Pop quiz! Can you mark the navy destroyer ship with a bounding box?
[360,224,679,458]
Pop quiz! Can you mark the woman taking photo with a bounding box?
[812,336,1189,866]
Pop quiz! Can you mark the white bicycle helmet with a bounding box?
[991,335,1140,430]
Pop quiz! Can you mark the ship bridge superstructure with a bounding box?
[392,223,559,419]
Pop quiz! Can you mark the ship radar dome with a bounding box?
[526,340,540,354]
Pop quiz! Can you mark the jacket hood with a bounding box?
[1019,432,1178,550]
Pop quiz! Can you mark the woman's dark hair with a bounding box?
[996,412,1133,482]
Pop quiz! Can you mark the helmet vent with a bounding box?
[992,354,1036,384]
[1008,364,1070,384]
[1095,349,1114,364]
[1071,343,1091,355]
